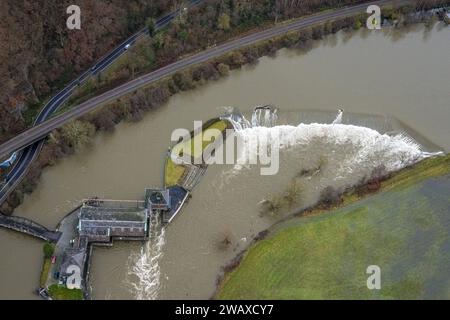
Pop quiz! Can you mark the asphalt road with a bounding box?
[0,0,203,206]
[0,0,409,206]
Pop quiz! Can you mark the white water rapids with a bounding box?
[126,215,166,300]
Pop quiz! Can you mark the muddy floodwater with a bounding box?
[0,24,449,299]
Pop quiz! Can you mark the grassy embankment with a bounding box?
[48,284,83,300]
[217,154,450,299]
[39,258,52,288]
[39,242,54,287]
[164,119,229,187]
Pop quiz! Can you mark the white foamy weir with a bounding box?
[222,107,436,180]
[220,106,441,199]
[229,123,431,186]
[126,215,166,300]
[332,109,343,124]
[222,106,251,130]
[251,106,278,127]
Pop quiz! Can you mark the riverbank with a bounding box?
[2,1,447,216]
[216,153,450,299]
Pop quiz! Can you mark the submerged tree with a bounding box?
[319,186,342,208]
[215,229,234,251]
[283,179,303,208]
[260,179,303,216]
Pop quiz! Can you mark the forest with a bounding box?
[0,0,178,143]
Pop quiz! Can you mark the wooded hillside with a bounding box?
[0,0,177,142]
[0,0,445,144]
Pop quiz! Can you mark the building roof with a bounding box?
[59,248,87,277]
[166,186,189,223]
[80,205,148,222]
[78,204,149,239]
[145,188,171,210]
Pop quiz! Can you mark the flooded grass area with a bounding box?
[218,155,450,299]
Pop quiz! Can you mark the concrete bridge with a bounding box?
[0,214,61,242]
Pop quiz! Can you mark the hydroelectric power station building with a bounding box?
[55,186,189,295]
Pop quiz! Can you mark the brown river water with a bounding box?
[0,23,449,299]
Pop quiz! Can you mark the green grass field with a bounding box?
[171,120,228,158]
[165,119,229,187]
[217,155,450,299]
[164,158,187,188]
[48,284,83,300]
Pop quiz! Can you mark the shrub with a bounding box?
[217,13,231,30]
[228,51,246,68]
[172,71,195,91]
[60,120,96,151]
[217,63,230,76]
[43,242,55,259]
